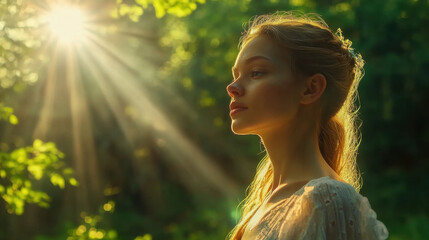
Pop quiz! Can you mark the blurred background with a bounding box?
[0,0,428,239]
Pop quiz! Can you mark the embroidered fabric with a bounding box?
[251,176,389,240]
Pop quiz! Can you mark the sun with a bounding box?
[47,5,88,44]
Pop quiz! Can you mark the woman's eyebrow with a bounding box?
[244,55,272,64]
[232,55,272,75]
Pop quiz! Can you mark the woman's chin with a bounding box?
[231,123,253,135]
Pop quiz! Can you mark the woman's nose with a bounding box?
[226,81,244,98]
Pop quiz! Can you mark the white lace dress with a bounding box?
[248,176,389,240]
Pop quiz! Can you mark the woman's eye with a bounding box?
[250,71,264,78]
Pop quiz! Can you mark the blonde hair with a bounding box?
[227,11,364,240]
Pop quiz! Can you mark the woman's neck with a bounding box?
[259,116,337,191]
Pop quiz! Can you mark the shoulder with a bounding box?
[302,176,360,208]
[292,176,389,240]
[304,176,356,197]
[293,176,361,214]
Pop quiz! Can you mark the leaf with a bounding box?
[29,191,50,203]
[0,170,6,178]
[20,187,29,196]
[69,177,79,186]
[28,164,44,180]
[135,234,152,240]
[119,4,131,16]
[50,174,65,189]
[11,148,27,164]
[15,206,24,215]
[33,139,43,149]
[8,114,18,125]
[38,201,50,208]
[130,5,143,17]
[63,168,74,176]
[153,1,166,18]
[136,0,149,8]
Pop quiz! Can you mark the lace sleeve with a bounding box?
[278,178,389,240]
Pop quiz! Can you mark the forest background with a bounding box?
[0,0,428,239]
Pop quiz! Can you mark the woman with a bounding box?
[226,12,389,240]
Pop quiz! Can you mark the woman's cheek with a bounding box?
[257,79,299,115]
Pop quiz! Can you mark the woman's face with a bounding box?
[227,35,305,135]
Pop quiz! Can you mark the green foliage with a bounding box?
[388,215,429,240]
[163,202,234,240]
[0,103,18,125]
[66,201,119,240]
[0,0,44,91]
[134,234,152,240]
[0,0,76,216]
[111,0,206,21]
[39,201,152,240]
[0,139,78,215]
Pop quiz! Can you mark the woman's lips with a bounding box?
[230,107,248,116]
[229,102,248,116]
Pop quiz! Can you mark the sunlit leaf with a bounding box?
[136,0,149,8]
[69,178,79,186]
[33,139,43,149]
[28,164,44,180]
[119,3,130,16]
[135,234,152,240]
[50,174,65,189]
[8,114,18,125]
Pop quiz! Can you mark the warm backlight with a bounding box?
[47,6,87,43]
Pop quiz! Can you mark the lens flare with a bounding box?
[47,6,88,43]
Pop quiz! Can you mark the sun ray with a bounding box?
[33,44,59,140]
[77,34,238,195]
[75,45,137,145]
[85,30,200,120]
[23,2,238,212]
[85,31,156,81]
[65,46,102,209]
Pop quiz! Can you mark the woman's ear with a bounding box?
[300,73,327,105]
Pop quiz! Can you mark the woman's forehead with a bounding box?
[235,35,285,66]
